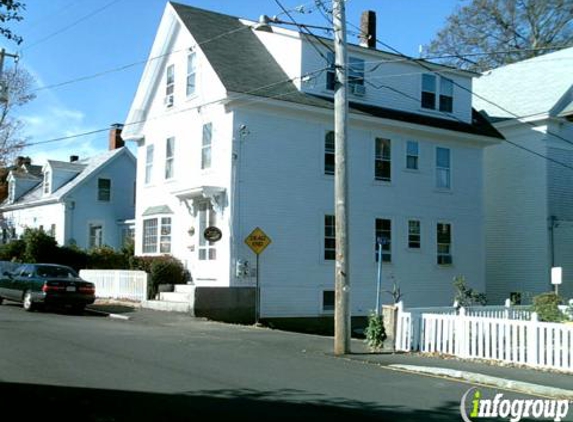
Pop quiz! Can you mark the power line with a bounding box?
[25,67,329,148]
[21,0,124,52]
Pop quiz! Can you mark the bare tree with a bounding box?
[425,0,573,71]
[0,0,25,44]
[0,67,35,167]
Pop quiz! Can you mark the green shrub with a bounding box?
[88,245,129,269]
[531,292,565,322]
[0,238,25,262]
[364,312,387,351]
[22,228,58,263]
[453,275,487,307]
[129,255,186,298]
[56,245,88,272]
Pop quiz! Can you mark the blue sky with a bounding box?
[1,0,459,165]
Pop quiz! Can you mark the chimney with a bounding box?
[70,155,79,162]
[14,156,25,167]
[109,123,125,150]
[359,10,376,49]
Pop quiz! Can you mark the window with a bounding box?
[436,147,451,189]
[186,52,197,96]
[8,181,14,202]
[142,218,158,253]
[165,64,174,106]
[159,217,172,253]
[201,123,212,170]
[375,218,391,262]
[98,178,111,201]
[165,137,175,179]
[406,141,419,170]
[408,220,421,249]
[375,138,391,181]
[49,224,56,238]
[324,214,336,260]
[421,74,436,109]
[324,131,335,175]
[198,202,216,260]
[421,74,454,112]
[437,223,452,265]
[439,78,453,113]
[145,145,154,184]
[43,171,50,194]
[326,52,365,92]
[89,224,103,249]
[322,290,334,312]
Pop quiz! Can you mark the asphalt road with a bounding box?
[0,302,560,421]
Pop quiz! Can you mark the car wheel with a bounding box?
[0,296,3,305]
[22,291,35,312]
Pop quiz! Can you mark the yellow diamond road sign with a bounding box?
[245,227,271,255]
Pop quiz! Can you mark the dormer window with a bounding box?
[8,180,15,202]
[165,64,174,107]
[422,74,454,113]
[326,53,366,95]
[43,171,51,194]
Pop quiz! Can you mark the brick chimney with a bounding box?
[109,123,125,150]
[70,155,79,162]
[359,11,376,49]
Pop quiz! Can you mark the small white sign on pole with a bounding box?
[551,267,562,285]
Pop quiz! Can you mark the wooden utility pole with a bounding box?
[333,0,350,356]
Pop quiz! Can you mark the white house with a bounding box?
[474,48,573,303]
[0,125,136,249]
[122,2,503,319]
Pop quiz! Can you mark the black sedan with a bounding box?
[0,263,96,312]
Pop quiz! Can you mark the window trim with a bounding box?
[198,202,217,261]
[43,171,51,195]
[201,123,212,170]
[375,217,392,263]
[326,52,365,92]
[88,222,104,249]
[97,178,111,202]
[437,221,453,266]
[407,219,421,249]
[406,140,419,171]
[186,52,197,97]
[165,64,175,106]
[323,214,336,261]
[324,130,335,176]
[142,215,172,255]
[322,290,335,313]
[145,144,154,185]
[165,137,175,180]
[421,73,454,113]
[374,137,392,182]
[435,146,451,190]
[142,218,158,254]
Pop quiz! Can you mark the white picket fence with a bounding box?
[79,270,148,301]
[396,302,573,372]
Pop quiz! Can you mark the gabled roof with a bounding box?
[46,160,87,173]
[168,2,502,140]
[473,47,573,120]
[0,147,134,210]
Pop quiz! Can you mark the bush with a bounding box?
[22,228,58,263]
[0,238,25,262]
[130,255,186,298]
[453,275,486,307]
[364,312,387,351]
[56,245,88,272]
[88,246,129,269]
[531,292,566,322]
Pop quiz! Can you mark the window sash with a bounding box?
[324,131,335,175]
[406,141,419,170]
[439,77,454,113]
[375,138,391,181]
[375,218,391,262]
[142,219,158,254]
[43,171,50,194]
[165,137,175,179]
[186,53,196,96]
[408,220,421,248]
[89,225,103,249]
[198,203,217,260]
[324,215,336,260]
[348,57,365,87]
[326,52,335,90]
[322,290,335,312]
[145,145,154,184]
[436,147,451,189]
[421,74,437,109]
[159,217,172,253]
[201,123,212,170]
[437,223,452,265]
[166,65,174,96]
[98,178,111,201]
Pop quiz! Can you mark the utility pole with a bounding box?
[333,0,350,356]
[0,49,19,103]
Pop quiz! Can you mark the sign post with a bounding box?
[244,227,272,324]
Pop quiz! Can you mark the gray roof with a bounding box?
[473,47,573,119]
[46,160,87,172]
[170,2,502,139]
[0,147,132,209]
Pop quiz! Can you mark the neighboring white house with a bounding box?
[474,47,573,303]
[0,125,136,249]
[122,2,503,318]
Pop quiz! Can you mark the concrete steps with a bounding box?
[141,284,196,314]
[141,300,191,313]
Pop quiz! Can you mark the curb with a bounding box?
[388,364,573,400]
[85,308,131,321]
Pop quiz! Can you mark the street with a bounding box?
[0,302,555,421]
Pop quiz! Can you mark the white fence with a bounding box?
[396,302,573,372]
[80,270,148,301]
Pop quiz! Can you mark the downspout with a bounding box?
[549,215,557,268]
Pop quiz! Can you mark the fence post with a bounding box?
[527,312,539,366]
[456,307,467,358]
[504,298,510,319]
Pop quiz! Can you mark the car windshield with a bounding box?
[34,266,78,279]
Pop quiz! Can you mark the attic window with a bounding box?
[8,180,14,202]
[43,171,50,194]
[186,52,197,97]
[165,64,174,107]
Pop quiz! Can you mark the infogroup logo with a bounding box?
[460,388,570,422]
